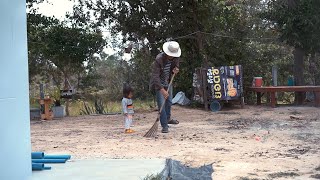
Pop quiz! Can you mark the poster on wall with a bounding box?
[207,65,243,101]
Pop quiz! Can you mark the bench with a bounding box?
[250,86,320,108]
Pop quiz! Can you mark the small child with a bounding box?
[121,85,135,133]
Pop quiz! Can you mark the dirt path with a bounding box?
[31,106,320,179]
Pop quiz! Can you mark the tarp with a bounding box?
[172,92,191,106]
[161,159,214,180]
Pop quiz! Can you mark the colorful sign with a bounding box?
[207,65,242,101]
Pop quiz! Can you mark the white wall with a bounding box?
[0,0,32,180]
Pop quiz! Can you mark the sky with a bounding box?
[33,0,131,59]
[34,0,74,20]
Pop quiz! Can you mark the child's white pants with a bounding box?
[124,115,133,129]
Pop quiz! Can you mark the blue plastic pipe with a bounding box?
[31,152,44,159]
[44,154,71,160]
[43,166,52,170]
[32,159,67,163]
[32,163,44,171]
[32,163,52,170]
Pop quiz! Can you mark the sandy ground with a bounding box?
[31,105,320,180]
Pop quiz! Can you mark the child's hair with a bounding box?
[123,85,133,98]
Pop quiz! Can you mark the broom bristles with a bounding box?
[144,74,176,138]
[143,118,159,137]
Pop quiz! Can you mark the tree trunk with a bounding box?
[293,47,305,104]
[309,53,316,85]
[150,44,159,58]
[191,0,209,110]
[288,0,298,8]
[315,53,320,85]
[77,72,81,89]
[63,73,70,116]
[147,35,159,57]
[196,32,208,67]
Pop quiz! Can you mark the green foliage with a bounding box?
[26,0,45,9]
[94,98,106,114]
[127,50,154,99]
[263,0,320,103]
[70,0,283,98]
[80,98,107,115]
[28,0,320,107]
[142,174,162,180]
[43,25,105,76]
[49,86,61,106]
[264,0,320,53]
[80,101,96,115]
[80,53,127,100]
[77,98,153,116]
[27,13,106,87]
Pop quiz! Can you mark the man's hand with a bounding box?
[173,67,179,74]
[160,88,169,99]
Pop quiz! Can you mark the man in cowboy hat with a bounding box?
[150,41,181,133]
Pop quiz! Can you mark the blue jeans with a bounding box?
[156,86,173,128]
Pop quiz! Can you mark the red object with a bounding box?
[253,77,263,87]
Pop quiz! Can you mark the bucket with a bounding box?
[210,100,222,112]
[287,76,294,86]
[252,77,263,87]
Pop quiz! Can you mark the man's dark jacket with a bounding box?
[149,52,180,91]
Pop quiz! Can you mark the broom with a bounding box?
[144,73,176,137]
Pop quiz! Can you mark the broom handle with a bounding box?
[158,73,176,115]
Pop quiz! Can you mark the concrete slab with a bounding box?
[32,159,165,180]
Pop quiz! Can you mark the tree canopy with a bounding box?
[264,0,320,53]
[27,13,106,87]
[263,0,320,103]
[27,0,320,107]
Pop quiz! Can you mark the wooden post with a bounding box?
[39,98,53,120]
[315,92,320,107]
[293,47,305,105]
[272,66,278,102]
[270,92,276,108]
[257,92,262,105]
[63,78,71,116]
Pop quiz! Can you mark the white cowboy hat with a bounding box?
[163,41,181,57]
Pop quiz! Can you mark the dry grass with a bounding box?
[69,99,155,116]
